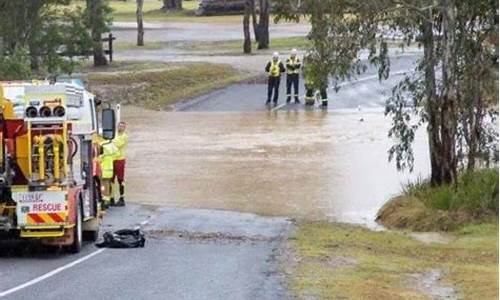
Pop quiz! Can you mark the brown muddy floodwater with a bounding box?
[122,106,429,227]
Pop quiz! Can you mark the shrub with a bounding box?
[378,168,499,231]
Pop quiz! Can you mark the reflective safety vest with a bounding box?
[268,60,282,77]
[100,142,117,179]
[286,57,301,74]
[113,132,128,161]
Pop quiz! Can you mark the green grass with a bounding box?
[113,36,311,54]
[181,36,311,53]
[113,35,409,55]
[76,60,175,73]
[71,1,313,24]
[110,0,199,22]
[377,169,499,231]
[68,0,243,23]
[85,61,252,109]
[288,221,498,299]
[407,169,498,213]
[113,41,171,51]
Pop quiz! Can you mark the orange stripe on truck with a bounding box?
[27,213,66,224]
[48,213,65,223]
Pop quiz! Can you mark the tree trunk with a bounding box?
[29,42,40,71]
[250,0,259,42]
[465,45,485,170]
[162,0,182,11]
[87,0,107,66]
[136,0,144,46]
[439,0,458,184]
[257,0,269,49]
[466,79,483,170]
[421,11,443,186]
[243,0,252,54]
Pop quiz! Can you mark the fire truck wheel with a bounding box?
[69,200,83,253]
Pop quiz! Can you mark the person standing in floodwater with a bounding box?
[265,52,286,106]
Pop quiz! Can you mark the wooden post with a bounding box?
[108,33,113,62]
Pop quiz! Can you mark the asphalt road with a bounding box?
[176,53,421,112]
[0,204,291,300]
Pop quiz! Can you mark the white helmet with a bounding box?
[272,52,280,59]
[291,48,298,56]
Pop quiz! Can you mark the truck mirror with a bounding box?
[101,108,115,140]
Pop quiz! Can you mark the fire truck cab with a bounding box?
[0,80,115,253]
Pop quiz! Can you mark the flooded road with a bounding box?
[123,106,429,227]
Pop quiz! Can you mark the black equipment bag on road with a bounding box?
[96,228,145,248]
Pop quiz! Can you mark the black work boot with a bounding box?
[294,96,300,104]
[116,197,125,207]
[286,97,291,103]
[109,198,115,207]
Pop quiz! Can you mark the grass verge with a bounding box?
[377,169,499,231]
[113,37,411,56]
[179,36,311,53]
[286,221,498,299]
[114,36,312,54]
[84,61,252,110]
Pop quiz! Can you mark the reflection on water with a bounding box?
[123,106,429,228]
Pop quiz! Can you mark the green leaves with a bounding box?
[275,0,498,184]
[0,47,32,80]
[0,0,112,79]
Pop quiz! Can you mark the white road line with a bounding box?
[0,248,106,298]
[271,70,408,112]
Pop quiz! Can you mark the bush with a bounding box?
[406,169,499,217]
[377,168,499,231]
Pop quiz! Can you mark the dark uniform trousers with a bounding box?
[286,74,300,102]
[320,88,328,107]
[267,76,281,103]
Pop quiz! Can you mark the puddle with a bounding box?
[410,269,460,299]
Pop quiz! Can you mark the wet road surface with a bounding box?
[0,204,290,300]
[177,53,419,111]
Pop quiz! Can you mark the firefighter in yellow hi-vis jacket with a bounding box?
[265,52,286,106]
[112,121,128,207]
[286,49,301,103]
[99,140,117,208]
